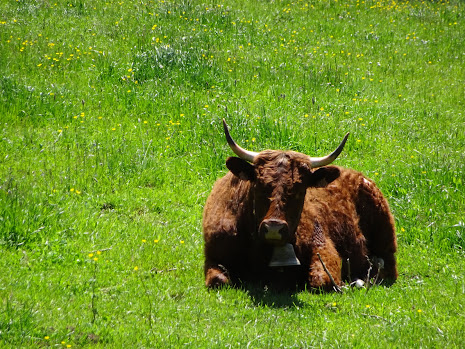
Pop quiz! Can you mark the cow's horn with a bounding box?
[309,132,350,168]
[223,119,258,162]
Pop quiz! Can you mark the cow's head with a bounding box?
[223,119,349,246]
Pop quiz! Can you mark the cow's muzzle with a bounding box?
[259,219,289,245]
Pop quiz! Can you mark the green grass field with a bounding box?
[1,0,464,347]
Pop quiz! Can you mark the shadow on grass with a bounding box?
[242,284,307,308]
[232,267,310,308]
[216,265,398,308]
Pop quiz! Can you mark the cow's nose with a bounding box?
[260,219,289,243]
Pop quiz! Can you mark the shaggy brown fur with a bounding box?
[203,150,397,291]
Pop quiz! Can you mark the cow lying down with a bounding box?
[203,120,397,292]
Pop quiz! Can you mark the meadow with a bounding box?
[1,0,464,347]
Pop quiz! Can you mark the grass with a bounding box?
[1,0,464,347]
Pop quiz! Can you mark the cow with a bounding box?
[203,120,397,292]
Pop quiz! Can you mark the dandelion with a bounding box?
[180,240,185,244]
[142,239,147,243]
[97,251,102,255]
[365,304,371,308]
[417,309,422,313]
[89,253,94,258]
[134,266,139,271]
[93,257,98,262]
[44,336,50,340]
[154,239,159,243]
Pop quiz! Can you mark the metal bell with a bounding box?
[268,243,301,267]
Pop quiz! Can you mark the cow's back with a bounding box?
[298,166,397,280]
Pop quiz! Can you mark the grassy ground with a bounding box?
[1,0,464,347]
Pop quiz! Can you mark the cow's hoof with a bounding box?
[205,268,230,288]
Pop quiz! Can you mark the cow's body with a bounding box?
[203,122,397,291]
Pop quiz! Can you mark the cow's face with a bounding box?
[226,152,340,245]
[222,119,347,245]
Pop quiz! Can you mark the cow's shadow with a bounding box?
[230,262,396,308]
[243,284,306,308]
[234,267,309,308]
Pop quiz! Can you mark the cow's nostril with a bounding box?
[260,219,289,242]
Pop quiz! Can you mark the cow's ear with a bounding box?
[226,157,255,181]
[307,166,340,187]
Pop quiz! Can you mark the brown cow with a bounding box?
[203,120,397,291]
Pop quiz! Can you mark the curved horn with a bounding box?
[309,132,350,168]
[223,119,258,162]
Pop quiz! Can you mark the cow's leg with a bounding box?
[204,263,230,288]
[307,242,342,292]
[204,231,244,288]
